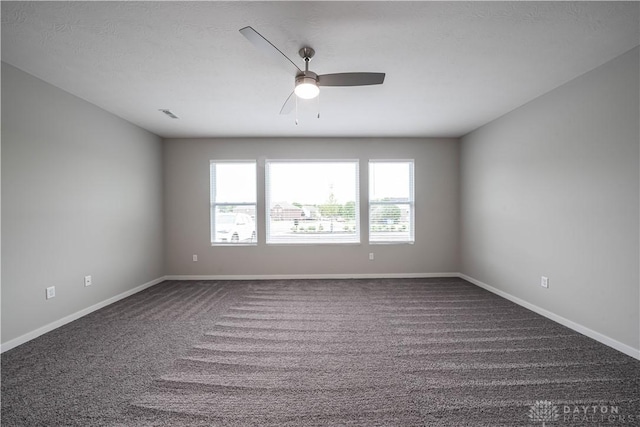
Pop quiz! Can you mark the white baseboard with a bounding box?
[6,272,637,361]
[459,273,640,361]
[0,276,167,353]
[0,273,456,352]
[165,272,460,281]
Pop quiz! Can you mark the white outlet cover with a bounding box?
[46,286,55,299]
[84,275,92,286]
[541,276,549,288]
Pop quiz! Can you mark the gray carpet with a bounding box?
[2,278,639,426]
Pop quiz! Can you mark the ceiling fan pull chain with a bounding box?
[317,92,320,119]
[295,92,299,125]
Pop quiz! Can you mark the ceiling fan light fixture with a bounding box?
[294,75,319,99]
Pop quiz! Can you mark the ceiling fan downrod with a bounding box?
[299,47,315,73]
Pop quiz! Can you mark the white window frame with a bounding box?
[210,160,257,246]
[368,159,415,244]
[265,159,360,245]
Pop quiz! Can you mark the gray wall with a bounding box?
[164,137,459,276]
[1,63,165,345]
[460,47,639,351]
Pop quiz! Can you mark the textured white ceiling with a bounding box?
[2,2,638,138]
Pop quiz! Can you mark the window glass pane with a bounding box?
[213,162,256,204]
[266,161,360,244]
[370,203,412,242]
[370,162,411,201]
[210,161,257,245]
[369,160,414,244]
[212,206,256,244]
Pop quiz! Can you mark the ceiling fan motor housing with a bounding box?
[296,71,318,84]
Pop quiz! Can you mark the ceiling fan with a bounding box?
[239,26,386,115]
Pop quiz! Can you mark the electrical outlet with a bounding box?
[369,253,374,261]
[84,275,92,287]
[192,254,198,262]
[46,286,56,299]
[541,276,549,288]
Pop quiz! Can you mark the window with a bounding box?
[210,161,257,245]
[369,160,414,243]
[265,160,360,244]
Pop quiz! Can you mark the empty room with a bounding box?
[2,2,639,426]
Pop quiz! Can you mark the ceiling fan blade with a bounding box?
[318,72,385,87]
[239,26,302,75]
[279,91,295,115]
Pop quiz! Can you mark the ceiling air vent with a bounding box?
[159,109,179,119]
